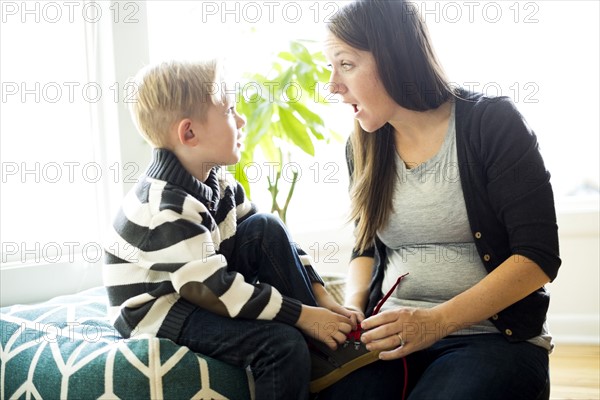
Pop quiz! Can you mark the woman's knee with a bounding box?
[407,337,549,400]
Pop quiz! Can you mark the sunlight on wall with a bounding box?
[425,1,600,201]
[145,0,600,230]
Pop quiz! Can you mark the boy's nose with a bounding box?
[236,113,246,129]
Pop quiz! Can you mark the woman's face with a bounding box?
[323,32,399,133]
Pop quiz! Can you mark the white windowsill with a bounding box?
[0,258,103,307]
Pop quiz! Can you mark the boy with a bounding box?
[102,60,359,399]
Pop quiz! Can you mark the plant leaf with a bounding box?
[290,41,314,65]
[277,51,295,62]
[246,101,273,147]
[278,106,315,156]
[259,137,281,166]
[291,102,325,129]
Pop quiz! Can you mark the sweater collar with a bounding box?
[145,148,220,209]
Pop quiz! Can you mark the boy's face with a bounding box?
[192,96,246,167]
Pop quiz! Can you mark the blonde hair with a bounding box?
[129,59,225,147]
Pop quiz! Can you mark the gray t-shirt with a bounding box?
[376,104,551,349]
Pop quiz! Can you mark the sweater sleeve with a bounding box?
[175,196,303,325]
[106,184,302,326]
[477,97,561,280]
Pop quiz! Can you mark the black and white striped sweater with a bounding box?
[103,149,320,340]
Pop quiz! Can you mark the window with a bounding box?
[0,1,148,305]
[1,4,100,265]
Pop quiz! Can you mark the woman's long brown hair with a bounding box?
[328,0,456,253]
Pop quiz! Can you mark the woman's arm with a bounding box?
[360,255,550,360]
[344,256,375,316]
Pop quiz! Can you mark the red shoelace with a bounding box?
[347,272,410,399]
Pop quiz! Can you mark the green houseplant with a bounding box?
[229,40,341,223]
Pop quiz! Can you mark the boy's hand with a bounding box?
[312,283,364,330]
[295,305,352,350]
[341,306,365,331]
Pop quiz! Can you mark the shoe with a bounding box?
[308,324,381,393]
[309,273,410,393]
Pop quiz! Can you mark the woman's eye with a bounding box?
[341,62,353,71]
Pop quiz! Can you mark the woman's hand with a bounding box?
[359,306,453,360]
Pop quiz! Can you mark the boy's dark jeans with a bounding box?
[177,213,318,400]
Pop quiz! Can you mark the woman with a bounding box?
[318,1,560,399]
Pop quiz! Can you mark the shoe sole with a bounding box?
[309,349,382,393]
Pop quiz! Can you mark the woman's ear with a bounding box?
[176,119,199,146]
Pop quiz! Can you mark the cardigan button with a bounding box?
[474,232,482,239]
[492,314,499,320]
[483,254,491,262]
[505,329,513,336]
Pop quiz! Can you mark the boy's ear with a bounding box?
[176,119,199,146]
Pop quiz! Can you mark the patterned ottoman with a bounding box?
[0,287,254,399]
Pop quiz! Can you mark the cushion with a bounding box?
[0,287,253,399]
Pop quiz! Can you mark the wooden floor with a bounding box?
[550,344,599,399]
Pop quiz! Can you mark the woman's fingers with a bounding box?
[378,345,408,360]
[360,309,397,330]
[360,313,402,343]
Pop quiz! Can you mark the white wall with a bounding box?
[546,203,600,344]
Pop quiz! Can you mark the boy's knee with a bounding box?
[256,212,284,226]
[246,213,288,234]
[268,325,309,361]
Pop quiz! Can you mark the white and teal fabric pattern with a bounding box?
[0,287,253,399]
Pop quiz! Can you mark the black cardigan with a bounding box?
[349,90,561,342]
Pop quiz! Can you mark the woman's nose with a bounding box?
[327,73,346,95]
